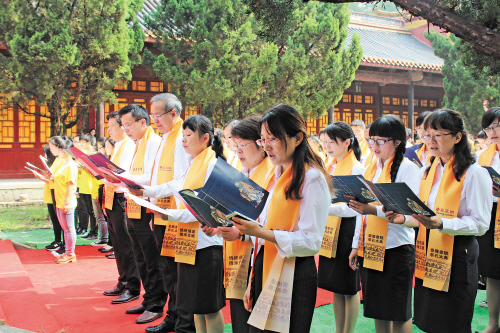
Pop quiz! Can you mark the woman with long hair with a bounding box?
[348,115,419,333]
[317,122,364,333]
[233,104,332,332]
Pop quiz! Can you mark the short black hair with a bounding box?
[118,104,150,126]
[481,107,500,129]
[107,111,121,125]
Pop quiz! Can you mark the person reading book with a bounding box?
[156,115,226,333]
[231,104,332,333]
[476,107,500,333]
[347,115,419,333]
[317,122,365,333]
[387,109,492,333]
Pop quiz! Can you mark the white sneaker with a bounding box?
[480,300,488,308]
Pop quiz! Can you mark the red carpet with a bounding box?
[0,240,333,333]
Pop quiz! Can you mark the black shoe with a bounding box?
[76,229,87,236]
[83,234,97,240]
[145,318,175,333]
[111,290,139,304]
[55,246,65,255]
[103,286,124,296]
[46,241,62,251]
[126,304,146,314]
[100,247,114,253]
[106,253,115,259]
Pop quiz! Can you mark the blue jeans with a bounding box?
[56,208,76,255]
[92,199,108,242]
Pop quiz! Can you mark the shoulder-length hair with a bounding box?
[324,122,362,161]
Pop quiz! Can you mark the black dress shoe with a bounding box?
[111,290,139,304]
[126,304,146,314]
[145,318,175,333]
[100,247,114,253]
[103,286,124,296]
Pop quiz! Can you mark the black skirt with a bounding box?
[478,202,500,279]
[361,244,415,322]
[176,245,226,315]
[318,216,360,295]
[249,247,317,333]
[414,235,478,333]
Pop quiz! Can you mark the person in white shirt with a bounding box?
[387,109,492,333]
[232,104,331,333]
[348,115,419,333]
[318,122,365,333]
[224,119,241,168]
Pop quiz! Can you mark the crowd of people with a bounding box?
[29,92,500,333]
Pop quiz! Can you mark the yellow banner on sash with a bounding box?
[478,144,500,248]
[160,222,178,257]
[362,156,394,272]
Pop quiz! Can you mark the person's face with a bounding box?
[58,148,68,159]
[233,136,265,169]
[323,135,350,159]
[72,137,81,149]
[107,117,124,142]
[49,142,59,157]
[81,140,91,150]
[150,102,175,134]
[182,127,209,157]
[484,119,500,146]
[260,123,300,168]
[90,129,96,136]
[416,125,427,144]
[97,142,106,155]
[104,141,114,156]
[370,136,400,162]
[351,126,364,142]
[121,113,146,141]
[424,127,461,159]
[224,126,235,151]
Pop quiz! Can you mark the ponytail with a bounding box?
[211,134,226,161]
[183,114,227,162]
[324,122,362,161]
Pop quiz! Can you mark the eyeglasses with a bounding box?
[421,133,454,141]
[122,119,141,128]
[149,109,173,121]
[367,138,394,146]
[256,138,279,147]
[484,124,500,133]
[232,142,254,150]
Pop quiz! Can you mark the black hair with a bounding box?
[231,115,263,150]
[260,104,333,200]
[416,111,432,127]
[366,122,372,129]
[324,122,362,161]
[424,109,475,181]
[118,104,150,126]
[481,107,500,129]
[223,119,240,130]
[43,144,56,167]
[96,137,107,148]
[106,111,122,126]
[183,115,226,161]
[214,128,224,139]
[49,136,65,148]
[369,115,406,183]
[105,137,116,147]
[477,130,487,140]
[80,133,93,143]
[89,128,95,134]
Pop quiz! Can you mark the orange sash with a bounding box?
[364,151,375,167]
[360,138,369,156]
[478,144,500,248]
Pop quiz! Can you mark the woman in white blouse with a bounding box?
[348,115,419,333]
[387,109,492,333]
[233,104,331,333]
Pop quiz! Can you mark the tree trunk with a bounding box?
[321,0,500,60]
[48,103,63,137]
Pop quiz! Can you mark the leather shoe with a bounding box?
[136,311,163,324]
[126,304,146,314]
[145,318,175,333]
[111,290,139,304]
[103,286,124,296]
[100,247,114,253]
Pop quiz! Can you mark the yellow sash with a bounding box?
[319,150,358,258]
[362,156,394,272]
[230,153,243,171]
[360,138,368,156]
[225,157,273,299]
[417,144,432,166]
[127,126,155,219]
[364,151,375,167]
[415,157,465,291]
[153,118,183,226]
[478,144,500,248]
[248,164,307,332]
[165,147,216,265]
[104,138,132,210]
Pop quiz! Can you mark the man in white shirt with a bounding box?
[115,105,165,324]
[102,111,141,305]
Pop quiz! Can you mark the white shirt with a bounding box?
[257,167,330,258]
[123,132,162,186]
[352,157,420,249]
[476,149,499,203]
[142,131,190,199]
[415,161,491,236]
[165,157,223,250]
[103,138,136,193]
[419,146,429,166]
[329,160,365,217]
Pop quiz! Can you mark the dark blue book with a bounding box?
[331,175,378,204]
[405,147,423,168]
[482,166,500,187]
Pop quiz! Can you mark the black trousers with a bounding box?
[48,190,63,243]
[153,224,176,321]
[105,193,141,294]
[79,193,96,234]
[128,207,168,313]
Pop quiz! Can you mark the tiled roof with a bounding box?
[137,0,161,30]
[347,26,443,71]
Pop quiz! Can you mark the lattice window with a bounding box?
[132,81,147,91]
[421,100,428,107]
[306,116,316,135]
[403,99,408,106]
[392,98,400,106]
[150,82,164,92]
[184,105,198,119]
[354,109,363,120]
[343,109,352,124]
[114,98,129,112]
[365,96,374,104]
[382,97,391,105]
[40,106,51,143]
[134,98,147,110]
[342,94,351,103]
[114,80,128,90]
[383,110,390,115]
[103,103,110,137]
[354,95,363,104]
[0,107,14,145]
[18,100,36,143]
[393,110,400,118]
[334,108,340,122]
[414,99,418,106]
[318,113,329,131]
[402,111,408,127]
[430,100,437,108]
[365,110,373,124]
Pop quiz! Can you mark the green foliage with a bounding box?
[426,30,500,134]
[143,0,361,125]
[0,0,145,135]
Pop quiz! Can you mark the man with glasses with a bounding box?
[130,93,192,333]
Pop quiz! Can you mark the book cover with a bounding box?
[87,153,125,174]
[331,175,378,204]
[405,147,423,168]
[482,166,500,187]
[39,155,53,176]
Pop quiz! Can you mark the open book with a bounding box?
[39,155,53,176]
[483,166,500,187]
